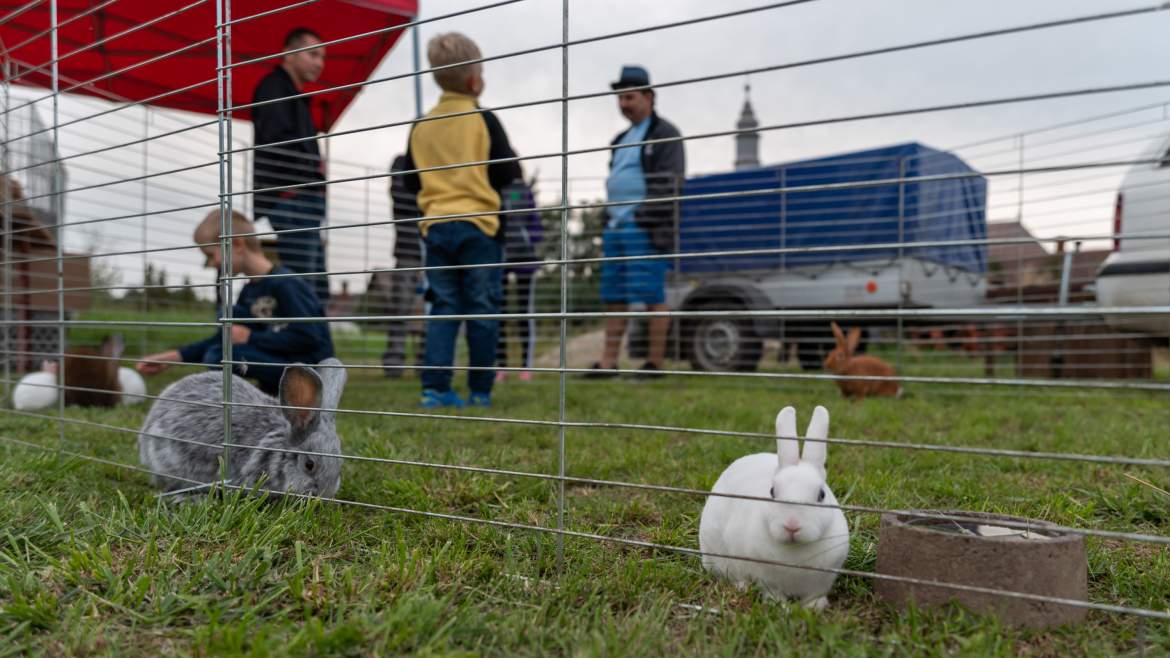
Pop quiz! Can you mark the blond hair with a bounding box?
[194,208,260,251]
[428,32,483,94]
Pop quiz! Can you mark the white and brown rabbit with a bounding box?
[12,335,147,410]
[699,406,850,609]
[138,358,346,499]
[824,322,901,399]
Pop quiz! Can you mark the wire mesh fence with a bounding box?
[1,0,1169,643]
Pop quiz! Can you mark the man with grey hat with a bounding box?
[585,65,685,379]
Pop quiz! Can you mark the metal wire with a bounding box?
[4,433,1165,622]
[0,1,44,29]
[8,156,1166,267]
[209,229,1170,287]
[222,3,1169,126]
[5,405,1168,549]
[0,0,118,62]
[2,0,1168,631]
[2,0,212,91]
[231,83,1170,201]
[0,76,218,147]
[0,433,208,488]
[224,156,1165,246]
[222,0,525,69]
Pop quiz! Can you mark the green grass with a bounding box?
[2,318,1169,655]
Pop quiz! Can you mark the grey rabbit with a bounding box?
[138,358,346,499]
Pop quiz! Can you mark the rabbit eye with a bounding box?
[304,458,316,473]
[769,485,775,499]
[818,488,826,503]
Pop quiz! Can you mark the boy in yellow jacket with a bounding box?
[402,32,521,408]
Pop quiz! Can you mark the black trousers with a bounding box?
[495,270,536,368]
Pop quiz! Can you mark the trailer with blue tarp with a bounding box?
[664,142,989,372]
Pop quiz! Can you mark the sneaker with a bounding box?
[581,362,619,379]
[495,371,509,383]
[518,370,533,382]
[630,362,666,379]
[468,392,492,407]
[420,389,465,409]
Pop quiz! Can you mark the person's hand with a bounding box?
[231,324,252,345]
[137,350,180,375]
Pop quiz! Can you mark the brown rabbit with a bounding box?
[823,323,900,399]
[60,335,125,407]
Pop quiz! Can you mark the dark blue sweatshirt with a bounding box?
[179,265,334,364]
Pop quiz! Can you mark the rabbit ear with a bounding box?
[831,322,846,349]
[776,406,800,466]
[279,364,323,441]
[801,405,829,468]
[316,358,347,411]
[846,328,861,355]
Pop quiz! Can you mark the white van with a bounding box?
[1095,135,1170,334]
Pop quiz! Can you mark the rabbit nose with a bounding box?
[783,520,802,536]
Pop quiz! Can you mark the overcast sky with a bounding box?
[10,0,1170,297]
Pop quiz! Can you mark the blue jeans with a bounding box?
[268,190,329,302]
[202,341,292,396]
[421,221,502,395]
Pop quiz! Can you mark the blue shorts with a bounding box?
[600,222,667,305]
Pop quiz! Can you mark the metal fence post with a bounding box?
[141,106,150,356]
[2,57,11,401]
[412,22,423,120]
[50,0,65,457]
[216,0,235,482]
[896,157,905,374]
[778,166,786,362]
[556,0,570,570]
[1015,134,1025,374]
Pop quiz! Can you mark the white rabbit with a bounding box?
[699,406,849,609]
[117,367,147,405]
[11,335,146,410]
[12,368,58,411]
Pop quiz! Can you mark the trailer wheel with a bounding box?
[686,305,762,372]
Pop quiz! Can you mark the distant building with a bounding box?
[985,221,1109,292]
[734,83,760,170]
[985,221,1052,289]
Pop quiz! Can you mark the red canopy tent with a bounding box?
[0,0,418,131]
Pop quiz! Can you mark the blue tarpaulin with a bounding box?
[675,143,987,274]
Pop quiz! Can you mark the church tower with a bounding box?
[734,83,761,170]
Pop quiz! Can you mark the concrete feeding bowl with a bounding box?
[874,511,1088,628]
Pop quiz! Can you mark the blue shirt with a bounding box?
[606,117,652,228]
[178,265,334,364]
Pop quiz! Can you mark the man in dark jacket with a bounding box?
[586,65,685,379]
[252,27,330,302]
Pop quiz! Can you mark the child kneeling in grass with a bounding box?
[137,209,334,395]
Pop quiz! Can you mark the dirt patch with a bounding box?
[533,329,617,369]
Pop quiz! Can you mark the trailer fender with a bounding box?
[681,282,773,338]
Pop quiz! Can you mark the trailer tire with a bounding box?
[686,304,762,372]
